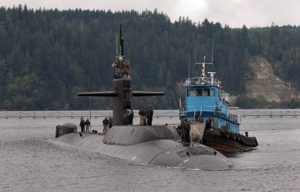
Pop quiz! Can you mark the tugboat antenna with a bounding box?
[188,53,191,79]
[115,31,118,56]
[206,41,214,65]
[195,56,212,78]
[211,39,214,65]
[194,39,214,78]
[194,38,197,65]
[192,38,197,78]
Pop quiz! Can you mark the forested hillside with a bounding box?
[0,5,299,110]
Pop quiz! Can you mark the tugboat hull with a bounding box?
[203,128,258,154]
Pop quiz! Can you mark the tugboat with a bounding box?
[54,25,233,170]
[178,56,258,154]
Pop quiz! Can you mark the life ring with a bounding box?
[244,137,248,145]
[234,133,238,140]
[225,130,230,138]
[229,132,237,140]
[240,135,246,144]
[241,135,246,144]
[221,129,230,139]
[236,133,241,142]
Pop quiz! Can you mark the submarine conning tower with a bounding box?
[77,24,164,125]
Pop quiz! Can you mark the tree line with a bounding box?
[0,5,299,110]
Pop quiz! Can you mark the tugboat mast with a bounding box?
[195,56,214,84]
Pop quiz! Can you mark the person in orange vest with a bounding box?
[205,116,212,129]
[197,116,203,123]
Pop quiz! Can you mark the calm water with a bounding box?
[0,110,300,192]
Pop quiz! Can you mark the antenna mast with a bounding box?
[188,54,191,79]
[211,39,214,65]
[195,40,214,80]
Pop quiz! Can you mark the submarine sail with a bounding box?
[77,24,164,126]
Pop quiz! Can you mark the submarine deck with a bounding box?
[54,125,232,170]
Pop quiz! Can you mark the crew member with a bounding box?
[85,118,91,132]
[80,117,85,132]
[145,107,149,125]
[108,117,113,129]
[147,106,154,126]
[185,121,191,144]
[205,116,212,129]
[197,116,203,123]
[103,117,109,134]
[129,108,134,125]
[124,108,133,125]
[177,120,185,142]
[139,107,145,126]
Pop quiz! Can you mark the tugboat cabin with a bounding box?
[179,59,239,133]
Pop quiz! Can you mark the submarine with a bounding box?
[54,25,233,170]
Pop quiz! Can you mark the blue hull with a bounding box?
[180,111,239,133]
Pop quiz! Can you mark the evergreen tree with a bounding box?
[0,6,299,110]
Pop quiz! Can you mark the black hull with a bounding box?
[203,128,258,155]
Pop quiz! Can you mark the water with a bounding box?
[0,111,300,192]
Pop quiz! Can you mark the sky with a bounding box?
[1,0,300,28]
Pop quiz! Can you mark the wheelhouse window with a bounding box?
[190,89,195,97]
[204,89,210,96]
[211,89,215,96]
[196,89,202,96]
[187,89,195,97]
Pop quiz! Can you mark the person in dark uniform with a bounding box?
[124,108,133,125]
[147,106,153,126]
[108,117,113,129]
[80,117,85,132]
[205,116,212,129]
[179,120,186,142]
[185,121,191,144]
[129,108,134,125]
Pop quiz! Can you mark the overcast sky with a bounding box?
[1,0,300,28]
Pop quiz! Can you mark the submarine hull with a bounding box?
[54,125,233,170]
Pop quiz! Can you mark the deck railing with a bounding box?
[0,110,299,119]
[185,77,221,87]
